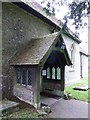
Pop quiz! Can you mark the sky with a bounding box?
[35,0,88,53]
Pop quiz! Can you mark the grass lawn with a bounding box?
[65,77,90,102]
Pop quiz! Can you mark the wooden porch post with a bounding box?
[33,66,41,108]
[61,67,65,96]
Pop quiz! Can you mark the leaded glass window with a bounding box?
[22,69,27,85]
[57,67,61,80]
[52,67,55,79]
[16,67,32,86]
[47,67,50,79]
[70,43,75,68]
[42,70,46,76]
[28,69,31,85]
[17,67,21,83]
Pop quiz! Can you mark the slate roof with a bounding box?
[13,0,63,28]
[13,0,81,44]
[10,32,60,65]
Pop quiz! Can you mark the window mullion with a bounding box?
[50,67,52,79]
[55,68,57,79]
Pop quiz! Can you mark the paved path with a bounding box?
[41,96,58,106]
[49,98,88,118]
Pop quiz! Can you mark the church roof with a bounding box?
[12,0,81,44]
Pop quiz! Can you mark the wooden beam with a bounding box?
[32,66,41,108]
[53,47,71,66]
[61,67,65,91]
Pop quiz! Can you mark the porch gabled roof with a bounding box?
[10,32,60,65]
[10,32,72,66]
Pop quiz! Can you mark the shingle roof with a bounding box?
[10,32,60,65]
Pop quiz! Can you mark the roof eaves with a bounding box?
[62,30,82,44]
[12,1,62,28]
[79,47,89,57]
[10,63,39,66]
[80,52,89,57]
[39,32,61,66]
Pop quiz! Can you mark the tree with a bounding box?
[41,0,90,30]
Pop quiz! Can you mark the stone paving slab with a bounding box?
[41,96,58,106]
[49,98,88,118]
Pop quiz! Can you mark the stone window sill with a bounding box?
[15,83,32,90]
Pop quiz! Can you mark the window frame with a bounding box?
[17,67,21,84]
[27,68,32,86]
[52,67,56,79]
[16,66,32,87]
[56,67,61,80]
[46,67,61,80]
[47,67,51,79]
[21,68,27,86]
[69,43,75,71]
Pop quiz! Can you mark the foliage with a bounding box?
[65,77,90,102]
[41,0,90,30]
[65,1,89,29]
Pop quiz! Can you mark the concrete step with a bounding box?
[0,99,19,117]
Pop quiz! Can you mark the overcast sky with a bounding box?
[35,0,88,52]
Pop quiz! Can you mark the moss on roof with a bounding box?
[10,32,60,65]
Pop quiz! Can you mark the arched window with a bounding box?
[47,67,50,79]
[70,43,75,68]
[52,67,55,79]
[46,67,61,80]
[56,67,61,80]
